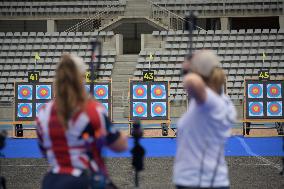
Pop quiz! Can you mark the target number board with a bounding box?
[15,82,53,121]
[28,72,40,82]
[245,80,284,121]
[85,82,112,117]
[130,81,169,121]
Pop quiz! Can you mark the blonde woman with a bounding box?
[173,50,237,189]
[36,54,127,189]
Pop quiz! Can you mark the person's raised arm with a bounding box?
[183,73,207,104]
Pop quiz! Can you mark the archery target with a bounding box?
[102,103,109,112]
[17,103,32,118]
[133,102,147,117]
[248,84,263,98]
[133,85,147,100]
[36,85,51,100]
[248,102,264,116]
[151,84,166,99]
[267,101,282,117]
[36,103,46,116]
[267,84,282,98]
[94,85,108,99]
[85,85,90,92]
[151,102,167,117]
[18,85,33,100]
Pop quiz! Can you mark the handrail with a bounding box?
[147,0,205,31]
[64,4,123,32]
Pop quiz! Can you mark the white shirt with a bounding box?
[173,88,237,187]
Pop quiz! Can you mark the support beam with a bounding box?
[220,17,229,30]
[279,16,284,29]
[47,19,56,32]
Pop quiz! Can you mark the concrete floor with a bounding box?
[0,157,283,189]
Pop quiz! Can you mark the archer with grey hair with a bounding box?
[173,50,237,189]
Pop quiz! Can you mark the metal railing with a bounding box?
[64,4,124,32]
[148,0,205,31]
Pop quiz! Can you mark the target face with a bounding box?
[94,85,108,99]
[151,84,166,99]
[85,85,90,92]
[133,102,147,117]
[36,85,51,100]
[267,101,282,116]
[102,103,109,113]
[36,103,46,116]
[151,102,166,117]
[248,84,263,98]
[267,84,282,98]
[18,85,33,100]
[133,85,147,99]
[248,102,264,116]
[17,103,32,118]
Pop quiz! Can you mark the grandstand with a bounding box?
[0,0,283,121]
[0,0,284,189]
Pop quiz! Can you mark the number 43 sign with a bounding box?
[143,71,154,81]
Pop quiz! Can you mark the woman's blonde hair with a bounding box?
[205,67,225,95]
[55,54,87,128]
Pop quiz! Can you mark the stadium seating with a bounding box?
[0,0,126,17]
[136,29,284,100]
[152,0,283,15]
[0,31,116,103]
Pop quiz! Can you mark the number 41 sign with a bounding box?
[28,72,40,82]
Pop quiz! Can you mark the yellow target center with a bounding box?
[253,89,258,94]
[137,107,143,112]
[98,89,104,95]
[23,107,27,113]
[271,106,278,112]
[156,106,162,112]
[253,106,259,111]
[41,90,46,95]
[23,90,27,95]
[156,89,161,95]
[271,88,276,94]
[137,89,143,95]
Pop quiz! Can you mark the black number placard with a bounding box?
[258,70,270,80]
[143,71,154,81]
[28,72,40,82]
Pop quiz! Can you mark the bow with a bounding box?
[90,39,102,95]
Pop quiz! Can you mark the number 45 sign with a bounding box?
[258,70,270,80]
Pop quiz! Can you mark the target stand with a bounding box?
[243,79,284,137]
[12,81,54,138]
[128,79,171,137]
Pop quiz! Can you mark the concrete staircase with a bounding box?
[111,54,138,121]
[124,0,151,17]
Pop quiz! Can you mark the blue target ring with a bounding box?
[151,84,166,99]
[248,84,263,98]
[18,85,33,100]
[248,102,263,116]
[151,102,166,117]
[36,85,51,100]
[267,84,281,98]
[133,102,147,117]
[94,85,108,99]
[17,103,32,118]
[133,85,147,99]
[267,101,282,116]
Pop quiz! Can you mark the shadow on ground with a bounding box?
[0,157,283,189]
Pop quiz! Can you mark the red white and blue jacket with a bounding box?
[36,99,119,177]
